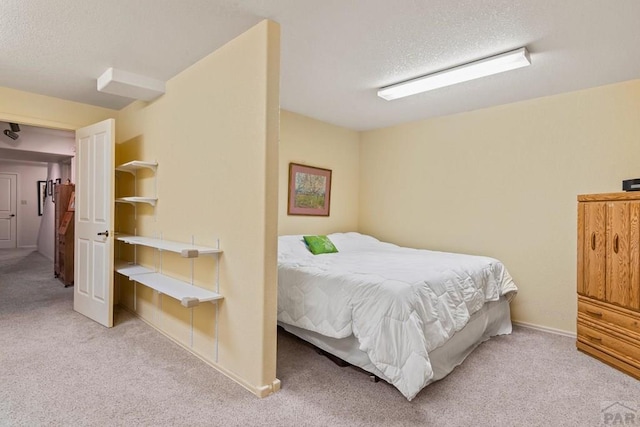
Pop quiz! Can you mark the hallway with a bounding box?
[0,248,70,314]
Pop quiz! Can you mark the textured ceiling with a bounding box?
[1,0,640,131]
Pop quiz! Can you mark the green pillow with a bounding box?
[303,235,338,255]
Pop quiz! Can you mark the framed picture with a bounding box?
[47,180,53,196]
[287,163,332,216]
[37,180,47,216]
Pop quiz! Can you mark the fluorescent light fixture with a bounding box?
[378,47,531,101]
[97,68,165,101]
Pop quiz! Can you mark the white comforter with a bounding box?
[278,232,517,401]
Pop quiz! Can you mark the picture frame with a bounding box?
[37,180,47,216]
[48,180,53,196]
[287,163,332,216]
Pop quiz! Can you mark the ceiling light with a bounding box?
[378,47,531,101]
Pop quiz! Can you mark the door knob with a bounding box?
[97,231,109,237]
[10,214,15,217]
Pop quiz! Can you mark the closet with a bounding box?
[577,192,640,379]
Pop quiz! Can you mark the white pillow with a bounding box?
[278,235,313,262]
[327,232,381,252]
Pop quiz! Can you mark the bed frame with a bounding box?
[279,297,512,391]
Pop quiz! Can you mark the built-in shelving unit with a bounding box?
[114,159,223,362]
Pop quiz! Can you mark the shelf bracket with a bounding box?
[181,297,200,308]
[181,249,199,258]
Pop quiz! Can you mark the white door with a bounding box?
[74,119,115,327]
[0,173,17,249]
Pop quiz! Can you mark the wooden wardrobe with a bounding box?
[54,183,75,287]
[577,192,640,379]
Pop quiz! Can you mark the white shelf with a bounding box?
[116,160,157,208]
[132,273,222,307]
[115,259,153,276]
[114,260,222,308]
[114,158,221,360]
[115,197,158,206]
[116,160,158,174]
[116,234,222,257]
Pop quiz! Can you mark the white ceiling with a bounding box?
[2,0,640,131]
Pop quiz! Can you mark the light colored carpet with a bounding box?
[1,248,639,426]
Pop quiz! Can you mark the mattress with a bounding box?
[279,296,512,387]
[278,232,518,400]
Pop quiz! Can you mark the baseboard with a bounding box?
[116,304,281,399]
[18,245,37,249]
[512,321,576,338]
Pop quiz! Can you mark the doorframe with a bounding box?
[0,115,77,252]
[0,114,77,133]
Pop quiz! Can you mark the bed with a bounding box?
[277,232,518,401]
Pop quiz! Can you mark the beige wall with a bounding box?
[0,24,282,399]
[115,20,280,397]
[0,87,116,130]
[279,110,360,235]
[359,80,640,333]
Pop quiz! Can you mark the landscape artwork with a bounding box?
[288,163,332,216]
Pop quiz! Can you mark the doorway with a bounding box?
[0,120,74,284]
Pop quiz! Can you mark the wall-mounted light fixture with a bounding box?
[378,47,531,101]
[3,129,19,140]
[3,122,21,140]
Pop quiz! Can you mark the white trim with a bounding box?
[18,245,37,249]
[512,321,576,338]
